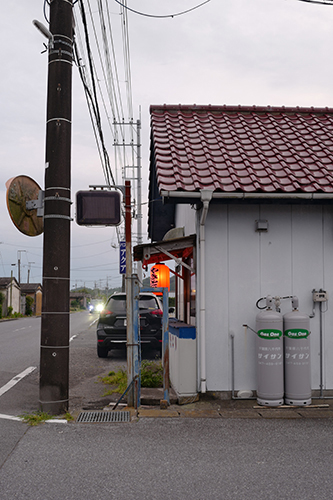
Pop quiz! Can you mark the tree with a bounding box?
[25,296,34,316]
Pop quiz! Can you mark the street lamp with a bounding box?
[32,20,54,49]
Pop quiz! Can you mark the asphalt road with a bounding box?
[1,314,333,499]
[0,311,128,417]
[1,418,333,500]
[0,311,160,417]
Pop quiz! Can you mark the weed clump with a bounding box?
[19,411,53,426]
[140,360,163,388]
[100,360,163,395]
[99,368,127,396]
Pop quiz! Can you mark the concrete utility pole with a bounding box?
[17,250,26,285]
[39,0,73,414]
[27,262,35,284]
[125,181,134,407]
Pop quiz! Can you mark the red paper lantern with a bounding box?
[150,264,170,294]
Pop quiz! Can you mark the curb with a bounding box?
[132,403,333,420]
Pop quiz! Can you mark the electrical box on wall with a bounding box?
[255,219,268,232]
[312,290,328,302]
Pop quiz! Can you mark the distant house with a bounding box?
[0,277,21,316]
[20,283,43,316]
[135,104,333,399]
[69,292,91,309]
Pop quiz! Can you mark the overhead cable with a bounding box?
[297,0,333,4]
[76,0,116,187]
[113,0,212,18]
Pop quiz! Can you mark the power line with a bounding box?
[76,0,116,187]
[74,1,133,183]
[297,0,333,4]
[74,0,139,246]
[113,0,212,18]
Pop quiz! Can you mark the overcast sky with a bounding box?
[1,0,333,290]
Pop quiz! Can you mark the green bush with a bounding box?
[7,306,13,317]
[70,299,80,310]
[25,296,34,316]
[140,360,163,388]
[99,360,164,396]
[169,296,175,308]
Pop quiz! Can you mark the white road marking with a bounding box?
[46,419,68,424]
[0,414,68,423]
[0,413,22,422]
[0,366,37,397]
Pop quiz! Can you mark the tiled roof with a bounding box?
[0,277,19,288]
[20,283,42,293]
[150,104,333,193]
[0,278,12,287]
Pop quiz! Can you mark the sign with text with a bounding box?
[119,241,126,274]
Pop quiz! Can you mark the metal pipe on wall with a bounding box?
[199,190,213,393]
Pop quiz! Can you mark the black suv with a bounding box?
[96,292,163,358]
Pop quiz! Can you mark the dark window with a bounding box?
[139,297,159,310]
[107,295,159,313]
[107,296,126,313]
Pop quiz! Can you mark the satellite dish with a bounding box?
[6,175,43,237]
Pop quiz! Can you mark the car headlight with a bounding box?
[96,303,104,313]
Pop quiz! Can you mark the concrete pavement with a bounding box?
[136,395,333,419]
[81,387,333,421]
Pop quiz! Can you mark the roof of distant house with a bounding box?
[0,277,19,288]
[20,283,42,293]
[150,104,333,194]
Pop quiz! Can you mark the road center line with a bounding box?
[0,366,37,397]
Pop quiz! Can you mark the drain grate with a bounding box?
[77,411,130,423]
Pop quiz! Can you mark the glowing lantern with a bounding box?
[150,264,170,295]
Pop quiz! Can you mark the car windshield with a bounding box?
[106,295,159,313]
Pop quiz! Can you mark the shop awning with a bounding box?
[133,234,196,271]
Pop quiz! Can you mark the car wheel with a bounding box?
[97,345,109,358]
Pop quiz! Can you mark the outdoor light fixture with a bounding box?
[32,19,54,49]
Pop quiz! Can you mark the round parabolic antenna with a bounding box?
[6,175,43,236]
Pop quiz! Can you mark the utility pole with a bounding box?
[39,0,73,414]
[10,269,13,309]
[125,180,134,407]
[27,262,35,284]
[17,250,26,285]
[136,119,143,283]
[113,119,142,282]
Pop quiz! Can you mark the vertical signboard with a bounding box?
[119,241,126,274]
